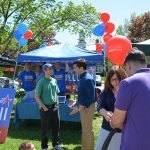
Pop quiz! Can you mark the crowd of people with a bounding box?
[3,48,150,150]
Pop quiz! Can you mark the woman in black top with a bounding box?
[95,68,126,150]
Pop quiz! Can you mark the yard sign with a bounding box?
[0,88,16,144]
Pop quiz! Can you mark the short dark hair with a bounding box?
[73,59,87,70]
[124,49,146,65]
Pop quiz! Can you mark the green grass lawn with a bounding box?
[0,111,102,150]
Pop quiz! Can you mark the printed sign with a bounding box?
[0,88,16,144]
[65,65,96,93]
[65,69,78,93]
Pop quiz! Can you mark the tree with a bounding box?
[0,0,99,57]
[0,0,56,56]
[116,25,126,36]
[116,12,150,43]
[128,12,150,42]
[116,13,136,36]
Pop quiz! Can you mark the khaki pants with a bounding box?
[80,103,95,150]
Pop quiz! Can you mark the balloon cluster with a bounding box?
[93,13,132,66]
[92,13,115,54]
[13,23,33,46]
[39,42,52,48]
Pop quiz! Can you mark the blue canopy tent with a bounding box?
[17,43,103,63]
[14,43,104,124]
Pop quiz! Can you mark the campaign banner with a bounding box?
[0,88,16,144]
[65,69,78,93]
[65,65,96,93]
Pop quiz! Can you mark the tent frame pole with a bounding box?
[13,47,20,81]
[13,61,18,81]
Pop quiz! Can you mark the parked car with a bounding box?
[0,77,10,87]
[0,77,19,89]
[96,75,102,86]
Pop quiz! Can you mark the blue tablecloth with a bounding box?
[14,100,80,128]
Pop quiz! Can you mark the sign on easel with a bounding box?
[0,88,16,144]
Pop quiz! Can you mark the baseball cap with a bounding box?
[42,63,53,71]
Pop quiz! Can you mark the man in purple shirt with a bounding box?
[111,49,150,150]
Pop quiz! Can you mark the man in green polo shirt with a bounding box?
[35,63,63,150]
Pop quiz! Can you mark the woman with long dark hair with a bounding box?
[95,68,127,150]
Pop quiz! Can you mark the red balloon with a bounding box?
[105,22,115,34]
[100,13,110,23]
[23,30,33,39]
[96,43,103,53]
[106,36,132,65]
[103,34,113,43]
[47,43,52,46]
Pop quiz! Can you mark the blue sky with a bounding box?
[55,0,150,45]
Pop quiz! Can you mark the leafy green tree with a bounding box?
[116,25,126,36]
[128,12,150,42]
[116,13,137,36]
[116,12,150,42]
[0,0,98,57]
[0,67,4,76]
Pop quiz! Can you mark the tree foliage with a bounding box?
[128,12,150,42]
[116,25,126,36]
[116,12,150,43]
[0,0,99,57]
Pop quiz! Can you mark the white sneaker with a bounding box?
[53,145,64,150]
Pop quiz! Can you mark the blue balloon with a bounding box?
[19,37,28,46]
[18,23,28,34]
[13,30,22,40]
[39,43,47,48]
[101,22,106,28]
[92,23,105,36]
[42,44,47,47]
[42,42,47,47]
[43,42,48,45]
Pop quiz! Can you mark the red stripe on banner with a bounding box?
[0,126,8,144]
[66,84,78,93]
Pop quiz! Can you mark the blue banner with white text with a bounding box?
[65,65,96,93]
[0,88,16,144]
